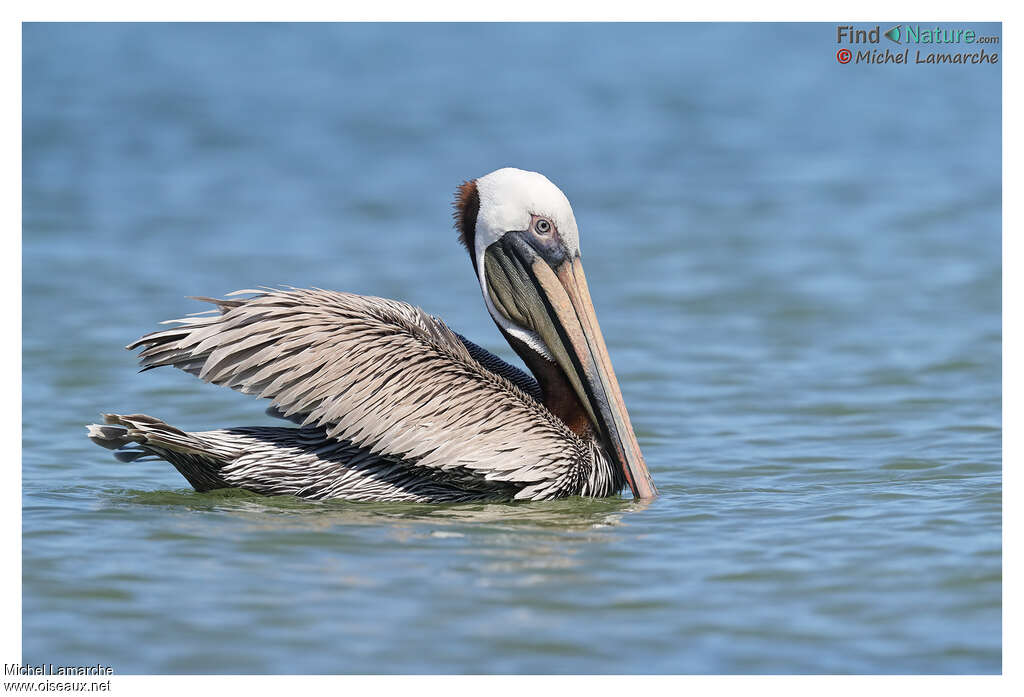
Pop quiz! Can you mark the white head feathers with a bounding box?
[472,168,580,267]
[470,168,580,362]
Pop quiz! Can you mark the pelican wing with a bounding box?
[128,288,588,499]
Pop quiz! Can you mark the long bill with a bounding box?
[484,234,658,500]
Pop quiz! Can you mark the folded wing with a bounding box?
[129,288,589,499]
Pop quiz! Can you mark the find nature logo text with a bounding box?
[835,24,999,65]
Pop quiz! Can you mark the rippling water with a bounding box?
[22,23,1001,673]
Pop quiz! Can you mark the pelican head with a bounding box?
[454,168,657,500]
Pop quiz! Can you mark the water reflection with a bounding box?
[113,487,648,531]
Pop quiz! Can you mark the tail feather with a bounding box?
[113,450,159,463]
[86,423,134,450]
[91,413,220,455]
[86,413,233,491]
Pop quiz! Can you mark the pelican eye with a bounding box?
[534,218,553,235]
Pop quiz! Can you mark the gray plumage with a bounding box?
[88,288,622,502]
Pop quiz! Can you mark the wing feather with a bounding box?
[129,288,588,498]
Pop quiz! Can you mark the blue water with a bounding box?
[22,23,1001,673]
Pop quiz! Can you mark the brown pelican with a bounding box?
[87,168,657,503]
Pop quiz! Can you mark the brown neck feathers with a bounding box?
[502,328,596,441]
